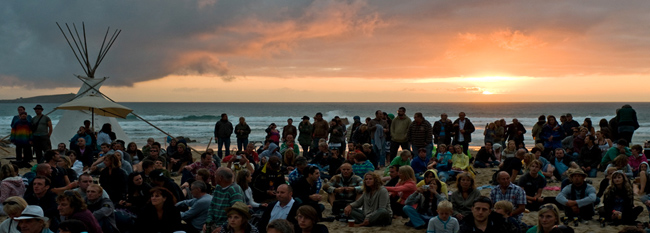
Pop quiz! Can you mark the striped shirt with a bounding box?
[352,160,375,177]
[206,183,244,226]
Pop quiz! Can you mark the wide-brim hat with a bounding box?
[14,205,49,222]
[225,202,251,219]
[569,168,587,177]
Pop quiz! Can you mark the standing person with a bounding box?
[452,112,475,155]
[433,113,453,146]
[214,113,234,158]
[10,111,33,168]
[562,114,580,137]
[344,172,393,227]
[10,106,32,127]
[235,117,251,152]
[31,105,52,163]
[298,116,313,159]
[532,115,546,144]
[283,118,297,143]
[96,123,115,150]
[505,119,526,147]
[408,112,433,160]
[390,107,412,162]
[368,110,388,167]
[311,113,329,155]
[617,104,639,144]
[541,115,565,158]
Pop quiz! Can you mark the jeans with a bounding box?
[411,143,433,162]
[403,205,433,228]
[390,141,410,162]
[32,135,51,163]
[217,137,231,158]
[586,168,598,177]
[301,144,311,159]
[236,138,248,151]
[438,171,449,182]
[373,140,387,166]
[473,160,500,168]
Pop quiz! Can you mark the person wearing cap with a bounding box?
[311,113,329,155]
[235,117,251,152]
[282,118,297,143]
[31,104,52,164]
[556,168,597,222]
[220,201,259,233]
[15,205,53,233]
[390,107,412,163]
[56,191,102,233]
[298,116,313,159]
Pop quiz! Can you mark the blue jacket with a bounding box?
[411,155,429,174]
[541,123,565,149]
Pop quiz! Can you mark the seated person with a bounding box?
[495,148,525,184]
[168,143,194,175]
[597,167,618,203]
[403,177,445,229]
[181,152,217,186]
[344,172,392,227]
[225,152,255,175]
[325,163,362,216]
[556,169,597,221]
[85,184,118,233]
[550,148,577,182]
[526,204,561,233]
[600,171,643,226]
[518,159,553,210]
[458,196,515,233]
[448,145,471,180]
[280,135,301,158]
[450,172,481,222]
[381,165,400,187]
[291,166,324,217]
[636,162,650,194]
[531,147,554,179]
[325,147,345,178]
[426,201,459,233]
[288,157,322,192]
[494,200,521,233]
[257,184,300,233]
[176,181,212,233]
[416,170,448,198]
[385,150,412,176]
[150,169,184,202]
[578,135,601,178]
[351,153,374,178]
[411,148,430,177]
[489,172,526,221]
[474,142,500,168]
[311,142,331,173]
[385,165,417,218]
[430,144,452,182]
[629,144,647,176]
[251,156,286,202]
[606,155,634,179]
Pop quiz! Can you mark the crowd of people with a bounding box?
[3,103,648,233]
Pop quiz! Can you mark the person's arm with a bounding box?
[510,169,519,183]
[51,181,78,194]
[47,120,53,137]
[92,199,115,221]
[365,188,389,220]
[555,186,571,205]
[511,204,525,217]
[180,197,206,220]
[576,185,598,207]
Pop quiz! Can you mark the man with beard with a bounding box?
[433,113,453,146]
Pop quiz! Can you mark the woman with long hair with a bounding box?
[236,170,267,211]
[606,155,634,179]
[540,115,565,157]
[57,155,78,182]
[526,204,561,233]
[344,172,392,227]
[283,150,297,173]
[294,205,328,233]
[220,202,259,233]
[134,187,182,232]
[596,130,613,153]
[96,123,115,149]
[484,122,496,144]
[502,140,517,160]
[167,138,178,159]
[449,172,481,222]
[119,173,152,214]
[601,171,643,225]
[385,165,417,218]
[0,164,25,206]
[126,142,144,165]
[403,176,445,229]
[99,153,128,204]
[583,118,596,136]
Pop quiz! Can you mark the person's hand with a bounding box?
[181,182,189,188]
[67,181,78,189]
[267,190,276,196]
[455,214,463,221]
[571,205,580,213]
[357,219,370,227]
[261,203,269,207]
[485,163,490,167]
[347,187,355,193]
[344,205,352,216]
[460,129,465,134]
[334,187,343,193]
[310,194,322,201]
[212,226,221,233]
[184,165,191,171]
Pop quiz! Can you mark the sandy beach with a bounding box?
[0,146,645,233]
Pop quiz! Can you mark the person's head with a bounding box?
[142,160,155,173]
[86,184,103,202]
[427,177,442,193]
[423,170,436,185]
[613,154,629,169]
[497,171,511,188]
[413,112,423,123]
[318,142,328,152]
[196,168,210,183]
[239,117,246,124]
[537,204,561,233]
[362,143,372,152]
[456,172,476,192]
[226,202,250,230]
[276,184,293,205]
[0,164,17,180]
[149,187,176,208]
[3,196,27,218]
[77,173,93,191]
[266,219,295,233]
[58,219,87,233]
[374,110,383,118]
[32,176,50,196]
[56,190,86,217]
[507,140,516,150]
[33,104,43,115]
[151,142,162,151]
[471,196,493,223]
[177,143,186,153]
[417,148,427,159]
[314,112,322,121]
[632,144,643,155]
[494,200,513,218]
[58,156,71,169]
[437,144,447,153]
[515,148,526,159]
[100,143,110,153]
[306,166,320,182]
[216,167,235,185]
[484,141,493,150]
[440,113,448,120]
[388,165,400,178]
[605,167,617,179]
[363,172,382,193]
[17,106,25,113]
[190,181,208,198]
[569,169,586,186]
[547,115,557,125]
[618,139,630,148]
[57,143,67,152]
[44,150,60,165]
[36,163,51,177]
[397,107,406,116]
[340,163,353,178]
[565,113,573,121]
[200,152,213,165]
[267,156,282,171]
[104,153,121,169]
[458,112,466,120]
[554,148,565,159]
[400,150,412,160]
[285,134,294,143]
[296,205,319,230]
[236,170,251,191]
[398,165,416,182]
[528,159,543,175]
[15,205,49,233]
[221,113,228,121]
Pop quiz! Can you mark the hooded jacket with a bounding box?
[0,176,25,203]
[259,143,282,160]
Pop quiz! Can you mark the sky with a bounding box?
[1,0,650,102]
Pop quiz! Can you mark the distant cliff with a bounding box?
[0,93,76,103]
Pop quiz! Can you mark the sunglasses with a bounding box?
[539,204,555,211]
[2,201,17,205]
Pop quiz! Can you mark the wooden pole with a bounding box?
[0,146,10,154]
[206,137,213,151]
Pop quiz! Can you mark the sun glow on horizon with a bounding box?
[409,76,534,84]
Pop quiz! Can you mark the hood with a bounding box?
[640,162,650,175]
[267,143,279,152]
[4,176,24,185]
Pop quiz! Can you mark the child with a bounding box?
[494,200,522,233]
[427,200,459,233]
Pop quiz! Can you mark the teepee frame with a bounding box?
[56,22,121,78]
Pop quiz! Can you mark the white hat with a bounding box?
[13,205,49,222]
[493,143,502,150]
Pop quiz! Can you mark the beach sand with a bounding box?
[0,146,645,233]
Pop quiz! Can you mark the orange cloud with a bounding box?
[489,29,546,51]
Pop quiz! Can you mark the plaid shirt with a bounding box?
[490,183,527,219]
[325,174,363,199]
[206,183,244,226]
[187,161,218,177]
[352,160,375,177]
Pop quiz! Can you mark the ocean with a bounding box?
[2,102,649,150]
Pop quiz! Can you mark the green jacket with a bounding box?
[390,116,412,143]
[298,121,313,146]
